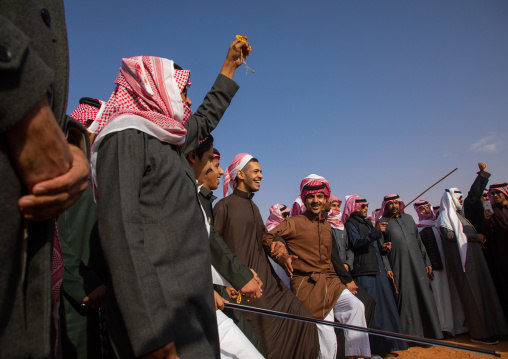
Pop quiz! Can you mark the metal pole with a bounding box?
[386,168,458,222]
[224,302,500,357]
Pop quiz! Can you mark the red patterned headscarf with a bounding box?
[300,176,331,204]
[414,199,436,228]
[69,98,105,127]
[327,209,344,230]
[265,204,291,231]
[342,195,369,224]
[488,182,508,206]
[223,153,254,197]
[329,195,342,208]
[89,56,192,140]
[380,194,406,218]
[414,200,434,221]
[90,56,192,198]
[291,174,327,216]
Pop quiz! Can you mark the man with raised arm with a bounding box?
[484,180,508,323]
[93,38,250,358]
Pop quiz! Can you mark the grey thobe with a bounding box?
[1,1,87,357]
[96,75,238,358]
[379,214,442,339]
[440,213,508,339]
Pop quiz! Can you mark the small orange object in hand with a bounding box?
[236,35,252,57]
[235,35,254,75]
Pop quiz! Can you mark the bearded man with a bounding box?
[378,194,442,339]
[213,153,319,359]
[343,195,407,357]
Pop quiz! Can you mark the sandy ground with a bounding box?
[392,334,508,358]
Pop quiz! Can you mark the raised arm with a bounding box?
[464,162,490,214]
[182,39,250,155]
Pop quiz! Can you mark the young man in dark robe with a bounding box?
[213,153,320,359]
[343,195,408,357]
[438,187,508,344]
[93,39,249,358]
[263,179,371,359]
[378,194,443,340]
[187,141,263,359]
[196,145,263,352]
[484,181,508,322]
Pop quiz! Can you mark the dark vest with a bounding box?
[419,227,443,270]
[348,216,380,276]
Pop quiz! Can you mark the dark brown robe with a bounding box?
[214,189,319,359]
[263,212,346,319]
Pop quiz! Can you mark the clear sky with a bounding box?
[65,0,508,222]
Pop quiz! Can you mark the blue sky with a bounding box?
[65,0,508,222]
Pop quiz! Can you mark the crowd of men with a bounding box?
[2,2,508,359]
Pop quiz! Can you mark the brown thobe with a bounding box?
[263,212,346,319]
[214,189,319,359]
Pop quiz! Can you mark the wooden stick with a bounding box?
[225,302,500,357]
[385,168,458,222]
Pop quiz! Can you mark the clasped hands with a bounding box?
[7,97,89,222]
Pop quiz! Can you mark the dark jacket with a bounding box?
[0,2,86,358]
[346,216,381,276]
[464,171,490,234]
[198,186,253,289]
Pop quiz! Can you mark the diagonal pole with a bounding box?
[385,168,458,222]
[224,302,500,357]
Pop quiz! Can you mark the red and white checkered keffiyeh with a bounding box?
[342,195,369,224]
[69,98,105,126]
[488,182,508,207]
[223,153,253,197]
[290,174,327,216]
[329,195,342,209]
[265,204,290,231]
[380,194,406,218]
[90,56,192,198]
[414,199,436,228]
[300,177,331,205]
[89,56,192,137]
[327,209,344,230]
